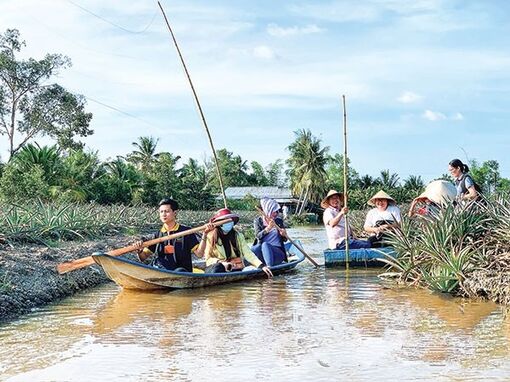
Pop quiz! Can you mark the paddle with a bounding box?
[56,218,232,274]
[256,207,319,268]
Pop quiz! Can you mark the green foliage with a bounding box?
[325,154,359,191]
[225,195,260,211]
[381,200,503,294]
[468,159,510,193]
[0,163,50,201]
[0,29,92,159]
[286,129,329,210]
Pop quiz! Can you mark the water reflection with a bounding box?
[93,289,194,341]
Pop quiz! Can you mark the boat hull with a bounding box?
[92,242,306,290]
[323,247,396,267]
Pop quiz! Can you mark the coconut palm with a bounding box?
[286,129,329,214]
[357,174,379,189]
[51,149,104,202]
[403,175,425,192]
[127,136,160,172]
[378,169,400,189]
[12,143,62,183]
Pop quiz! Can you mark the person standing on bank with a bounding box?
[364,190,401,247]
[252,197,288,267]
[448,159,480,201]
[134,198,208,272]
[322,190,371,250]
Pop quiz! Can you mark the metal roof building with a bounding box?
[222,187,297,204]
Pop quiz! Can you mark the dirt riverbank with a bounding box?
[0,236,135,322]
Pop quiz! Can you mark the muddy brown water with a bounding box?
[1,227,509,381]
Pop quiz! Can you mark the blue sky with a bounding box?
[1,0,509,181]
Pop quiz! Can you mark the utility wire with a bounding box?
[65,0,158,34]
[74,92,160,129]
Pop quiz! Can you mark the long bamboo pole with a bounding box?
[342,95,350,269]
[157,1,227,208]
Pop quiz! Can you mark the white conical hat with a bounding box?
[417,180,456,205]
[367,190,396,206]
[320,190,344,208]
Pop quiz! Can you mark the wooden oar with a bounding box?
[286,236,320,268]
[56,218,232,274]
[257,207,319,268]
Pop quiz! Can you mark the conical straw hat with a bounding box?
[416,180,456,206]
[367,190,396,206]
[320,190,344,209]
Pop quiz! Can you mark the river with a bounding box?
[1,227,509,381]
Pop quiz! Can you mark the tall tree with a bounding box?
[286,129,329,213]
[357,174,379,189]
[178,158,214,209]
[0,29,93,160]
[249,161,270,186]
[325,154,359,191]
[378,169,400,189]
[127,136,160,172]
[207,148,250,190]
[266,159,285,187]
[469,159,500,194]
[403,175,425,192]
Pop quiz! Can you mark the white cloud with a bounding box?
[397,91,422,104]
[451,112,464,120]
[422,110,447,121]
[267,23,324,37]
[252,45,276,60]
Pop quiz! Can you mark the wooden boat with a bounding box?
[92,241,306,290]
[323,247,396,267]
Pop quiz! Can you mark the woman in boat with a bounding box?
[202,208,273,277]
[364,190,401,247]
[321,190,371,250]
[251,197,288,266]
[408,180,456,217]
[448,158,480,201]
[134,198,208,272]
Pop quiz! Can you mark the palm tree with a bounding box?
[286,129,329,214]
[357,174,379,189]
[12,143,62,183]
[403,175,425,191]
[127,136,160,172]
[104,157,141,203]
[378,169,400,189]
[52,149,104,202]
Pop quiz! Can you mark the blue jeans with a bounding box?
[335,239,371,250]
[251,242,286,266]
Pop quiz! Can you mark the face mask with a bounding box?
[221,222,234,233]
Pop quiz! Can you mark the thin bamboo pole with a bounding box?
[342,95,350,269]
[157,1,228,208]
